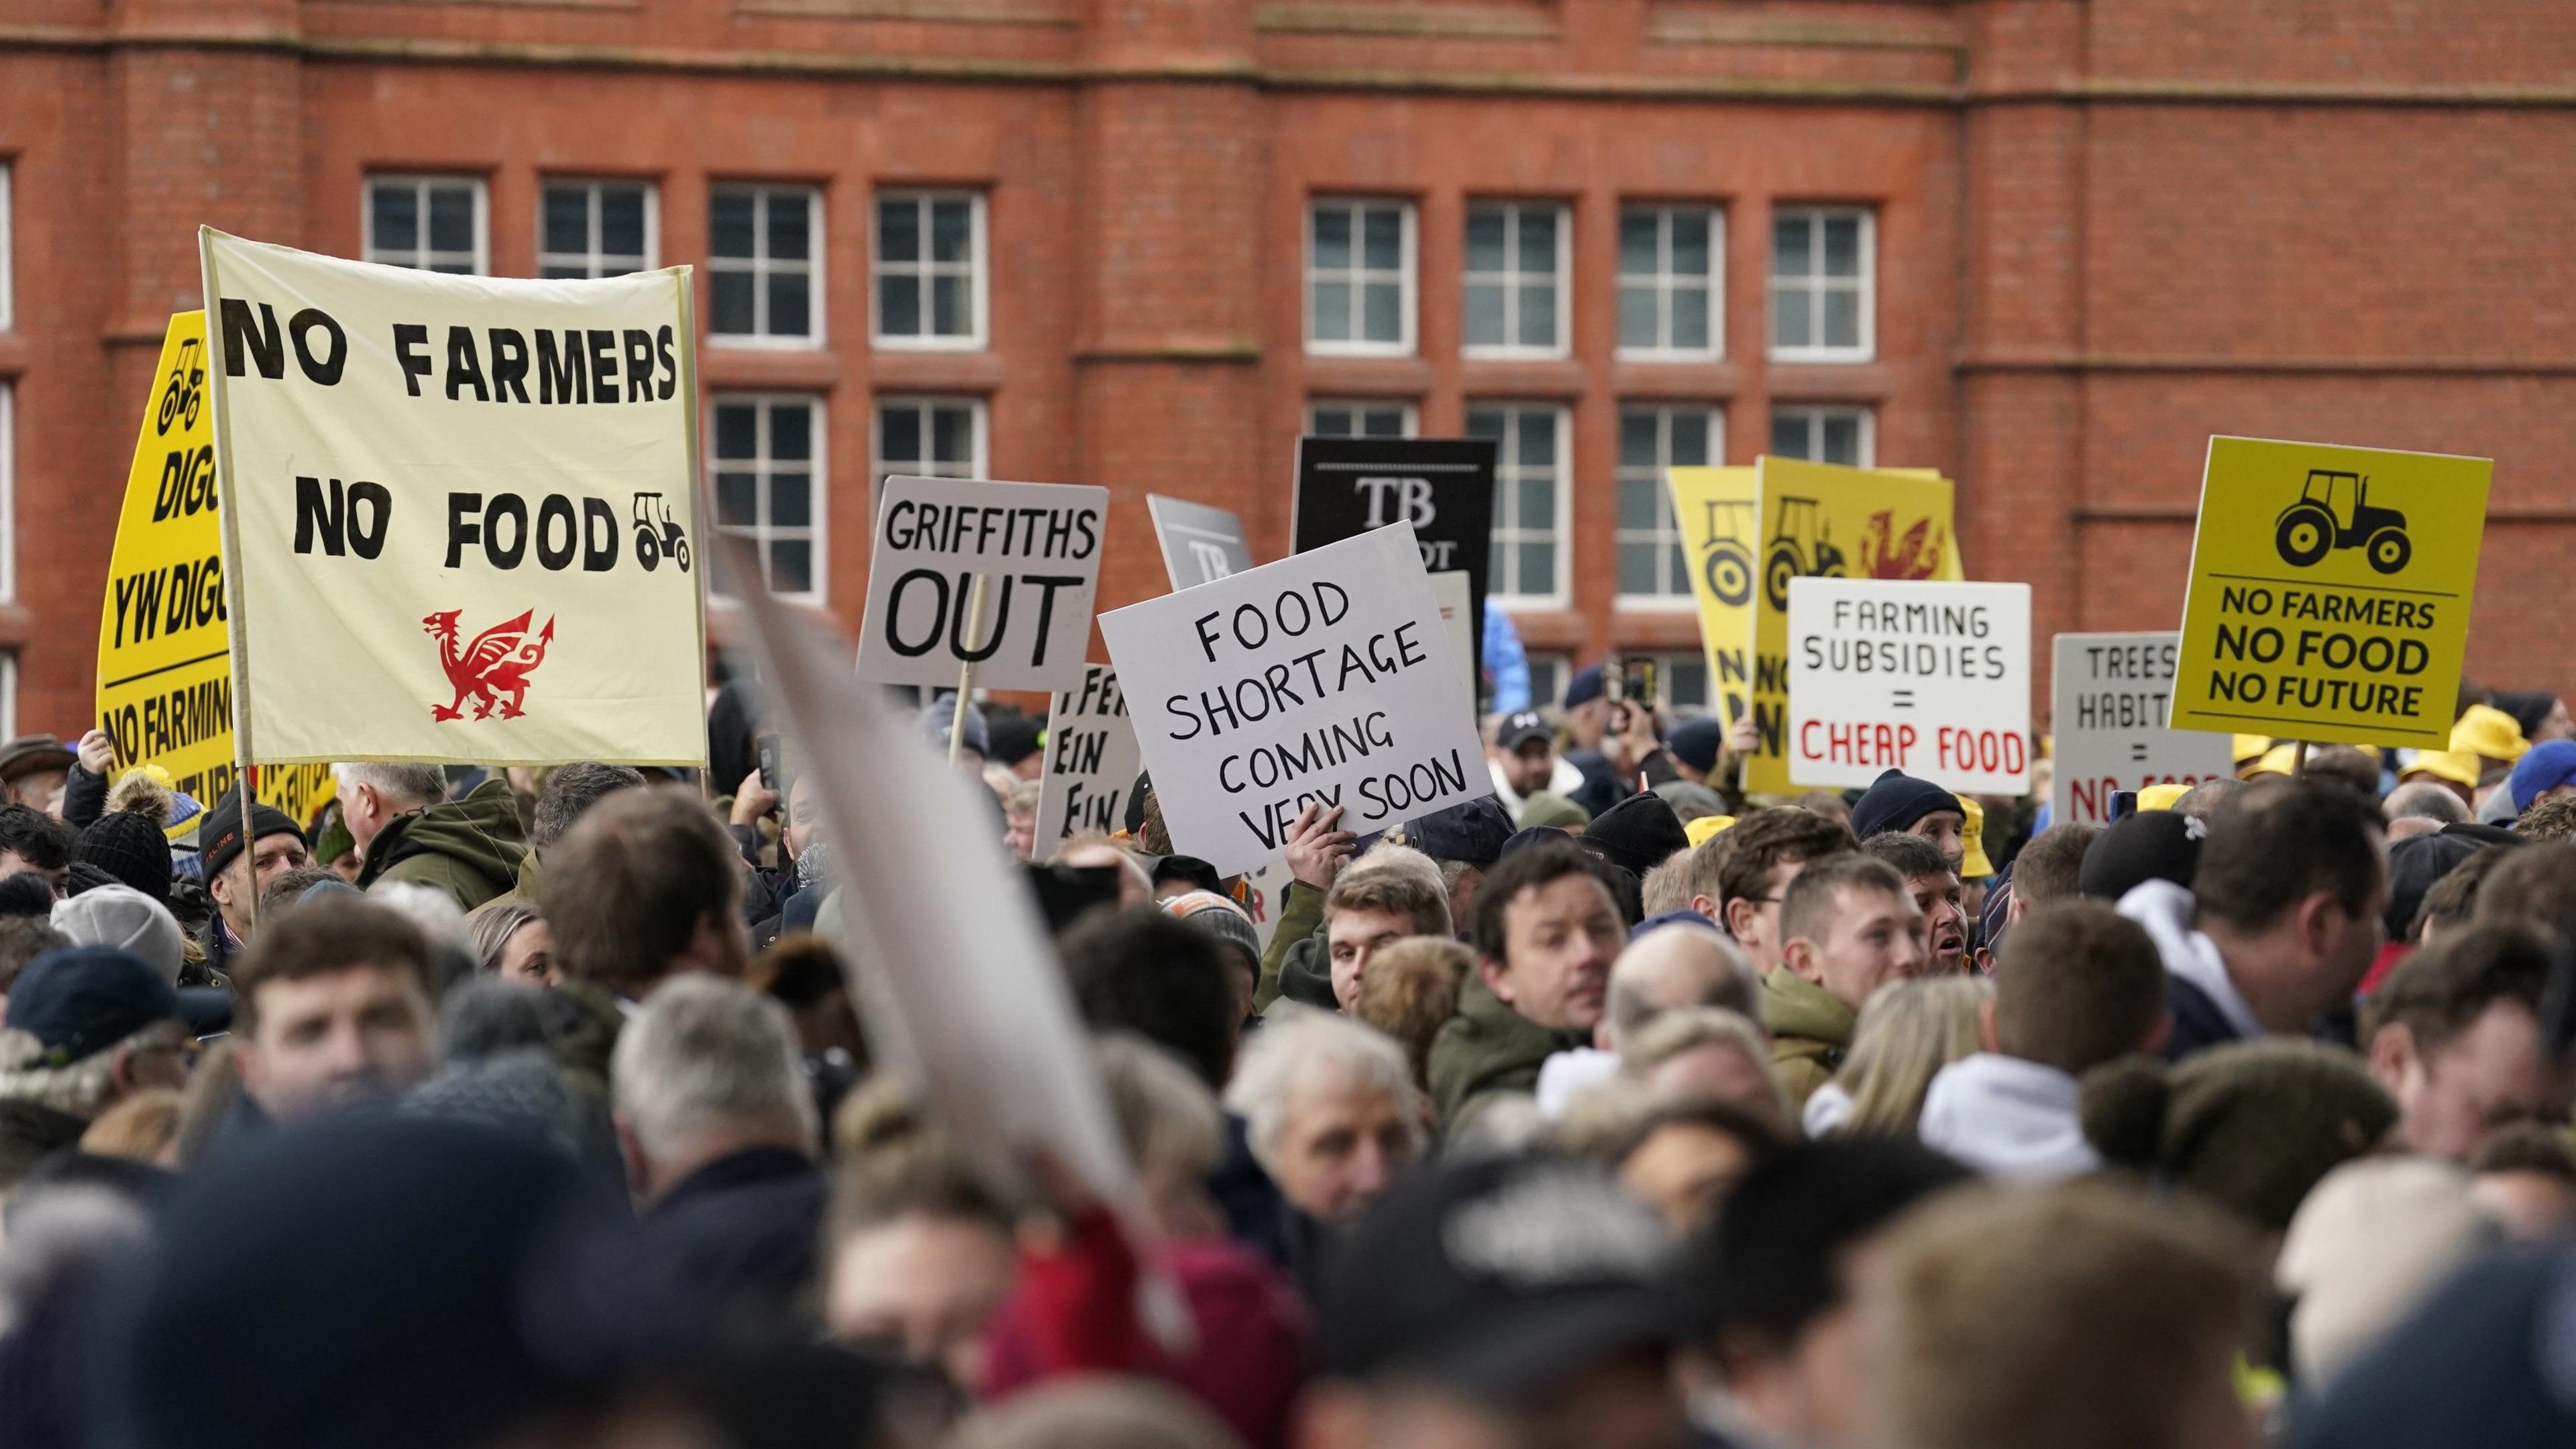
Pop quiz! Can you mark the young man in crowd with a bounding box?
[539,786,751,1001]
[2006,823,2098,919]
[336,761,530,912]
[1848,769,1966,873]
[518,761,647,898]
[1917,900,2169,1179]
[2119,780,2387,1059]
[1485,709,1582,820]
[1427,839,1627,1125]
[2362,922,2575,1162]
[231,895,439,1124]
[197,787,314,974]
[1860,833,1968,976]
[0,804,73,893]
[1764,855,1929,1106]
[1320,867,1452,1011]
[1691,808,1856,970]
[0,945,189,1188]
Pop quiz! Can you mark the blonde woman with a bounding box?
[1804,975,1992,1140]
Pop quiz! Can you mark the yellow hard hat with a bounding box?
[2453,704,2530,763]
[2233,734,2274,765]
[1957,797,1994,879]
[2135,783,2193,812]
[2399,749,2481,790]
[1683,814,1736,849]
[2246,744,2300,779]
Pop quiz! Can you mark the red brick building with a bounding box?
[4,0,2573,734]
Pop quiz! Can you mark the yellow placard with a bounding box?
[1669,466,1759,729]
[2169,437,2489,751]
[1745,458,1962,796]
[95,313,334,835]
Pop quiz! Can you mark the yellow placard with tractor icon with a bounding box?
[1743,458,1961,796]
[2171,436,2489,751]
[1669,466,1758,731]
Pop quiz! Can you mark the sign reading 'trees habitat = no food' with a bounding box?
[857,475,1110,695]
[2169,437,2490,751]
[1786,578,2031,796]
[2050,632,2233,827]
[1099,523,1486,877]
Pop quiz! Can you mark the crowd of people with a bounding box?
[0,661,2574,1449]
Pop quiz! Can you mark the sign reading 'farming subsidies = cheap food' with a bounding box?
[1099,523,1487,877]
[1786,578,2032,795]
[2051,632,2234,827]
[2169,436,2490,751]
[857,475,1110,694]
[198,229,709,767]
[1034,665,1144,849]
[95,311,335,832]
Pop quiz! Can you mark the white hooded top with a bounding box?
[1916,1052,2101,1181]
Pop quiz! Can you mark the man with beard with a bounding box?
[1863,833,1969,976]
[233,895,439,1122]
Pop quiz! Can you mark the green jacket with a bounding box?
[356,777,531,914]
[1426,974,1585,1127]
[1762,966,1858,1109]
[1254,880,1327,1011]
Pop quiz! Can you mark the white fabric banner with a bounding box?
[198,229,706,765]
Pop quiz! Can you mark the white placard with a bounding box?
[856,474,1110,693]
[1099,522,1487,876]
[2050,631,2235,826]
[1034,664,1144,849]
[1429,569,1476,719]
[1787,578,2033,794]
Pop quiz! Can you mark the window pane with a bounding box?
[541,264,586,280]
[879,405,921,464]
[1311,207,1352,270]
[1517,209,1556,274]
[543,186,590,258]
[1824,215,1861,277]
[1618,478,1658,530]
[372,185,417,252]
[1519,413,1556,467]
[1519,541,1554,595]
[1466,209,1506,272]
[1823,415,1860,465]
[1489,537,1509,581]
[714,405,759,458]
[710,272,755,335]
[428,188,474,254]
[1672,286,1711,350]
[1619,542,1658,596]
[716,472,759,525]
[769,539,813,596]
[1518,283,1556,348]
[1362,409,1407,439]
[1772,412,1810,458]
[1362,280,1401,343]
[1362,207,1401,270]
[1310,407,1352,438]
[712,193,755,259]
[767,193,810,261]
[1671,411,1710,463]
[1619,411,1658,468]
[1311,280,1352,342]
[771,405,812,461]
[1619,284,1659,350]
[600,188,646,260]
[1517,476,1551,529]
[771,474,811,527]
[878,198,919,263]
[1619,211,1659,276]
[931,275,969,337]
[930,199,972,263]
[934,407,974,465]
[1466,409,1504,441]
[879,276,921,337]
[1668,656,1707,707]
[1773,289,1810,350]
[1464,282,1505,348]
[1823,288,1860,350]
[1672,211,1711,274]
[768,272,810,337]
[1773,215,1813,278]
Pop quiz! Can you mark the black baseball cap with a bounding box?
[1317,1155,1683,1404]
[5,946,182,1065]
[1496,711,1553,752]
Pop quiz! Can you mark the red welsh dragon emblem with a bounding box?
[423,609,557,722]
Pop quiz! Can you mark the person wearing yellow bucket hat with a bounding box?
[2135,783,2194,813]
[1682,814,1735,849]
[2396,749,2481,808]
[2452,703,2530,772]
[1957,797,1997,928]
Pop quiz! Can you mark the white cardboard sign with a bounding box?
[856,475,1110,693]
[2050,631,2235,826]
[1034,664,1144,849]
[1099,522,1487,876]
[1787,578,2033,794]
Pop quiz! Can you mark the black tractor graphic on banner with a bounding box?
[1764,496,1847,611]
[2273,470,2410,574]
[1700,498,1755,608]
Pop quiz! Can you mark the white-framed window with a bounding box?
[540,179,656,278]
[1771,405,1874,468]
[1306,199,1415,356]
[1650,652,1710,712]
[873,191,985,350]
[1617,404,1720,605]
[1524,654,1570,716]
[0,382,11,602]
[1770,207,1874,361]
[1307,399,1417,439]
[874,395,986,488]
[364,175,487,274]
[710,184,821,346]
[1464,201,1569,358]
[1619,204,1721,358]
[0,163,13,332]
[709,394,824,601]
[1468,402,1570,605]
